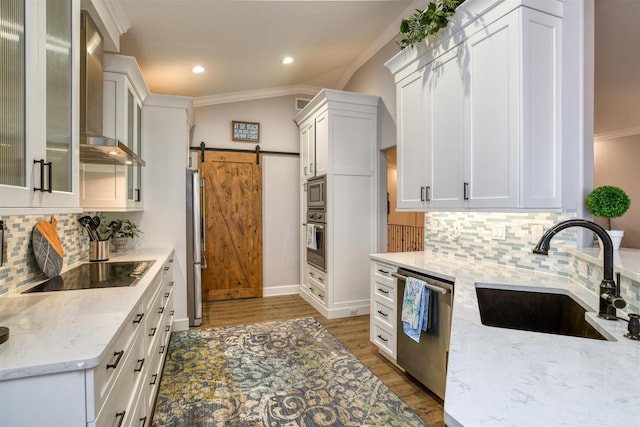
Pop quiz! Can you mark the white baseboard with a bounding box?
[172,317,190,332]
[263,284,300,297]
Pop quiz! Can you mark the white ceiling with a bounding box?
[106,0,639,135]
[111,0,415,99]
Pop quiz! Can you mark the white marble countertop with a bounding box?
[370,251,640,427]
[0,248,173,381]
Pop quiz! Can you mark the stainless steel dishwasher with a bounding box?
[393,268,454,400]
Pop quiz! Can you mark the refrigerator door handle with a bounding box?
[200,178,206,251]
[200,254,208,269]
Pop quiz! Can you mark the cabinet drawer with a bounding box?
[88,302,145,415]
[372,323,396,358]
[372,261,397,284]
[373,299,395,330]
[307,267,326,286]
[373,281,395,305]
[308,281,327,304]
[94,325,145,427]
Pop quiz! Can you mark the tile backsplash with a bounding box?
[0,213,94,295]
[425,211,640,314]
[424,212,576,275]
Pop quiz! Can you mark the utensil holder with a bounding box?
[89,240,109,262]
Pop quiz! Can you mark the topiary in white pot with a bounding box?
[585,185,630,249]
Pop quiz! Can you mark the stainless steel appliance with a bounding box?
[79,11,144,166]
[186,169,204,326]
[306,210,326,271]
[394,268,454,399]
[307,174,326,210]
[23,261,154,292]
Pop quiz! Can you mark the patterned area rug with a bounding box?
[152,317,429,427]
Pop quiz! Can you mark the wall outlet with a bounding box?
[531,224,544,243]
[492,225,506,241]
[430,219,438,234]
[578,260,588,277]
[451,226,460,240]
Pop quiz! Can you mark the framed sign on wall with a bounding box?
[232,120,260,142]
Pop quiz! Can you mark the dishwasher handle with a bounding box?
[391,272,450,295]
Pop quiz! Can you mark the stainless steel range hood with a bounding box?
[80,11,144,166]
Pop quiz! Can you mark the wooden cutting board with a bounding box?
[33,216,64,277]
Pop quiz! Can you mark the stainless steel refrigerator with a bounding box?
[186,169,203,326]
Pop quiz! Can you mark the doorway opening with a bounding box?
[386,147,424,252]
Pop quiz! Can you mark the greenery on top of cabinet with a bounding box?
[399,0,466,49]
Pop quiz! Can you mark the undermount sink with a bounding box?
[475,285,608,341]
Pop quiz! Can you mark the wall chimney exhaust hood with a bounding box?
[80,11,144,166]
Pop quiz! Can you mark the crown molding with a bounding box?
[193,85,322,107]
[336,0,426,89]
[81,0,130,52]
[594,126,640,142]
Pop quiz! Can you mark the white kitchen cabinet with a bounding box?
[294,89,379,319]
[0,0,80,211]
[386,0,562,211]
[81,54,149,211]
[370,260,398,362]
[0,252,174,427]
[298,110,328,180]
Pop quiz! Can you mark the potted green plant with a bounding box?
[100,219,142,252]
[399,0,466,49]
[585,185,630,249]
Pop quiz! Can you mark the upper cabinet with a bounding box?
[387,0,563,211]
[80,54,149,211]
[0,0,80,211]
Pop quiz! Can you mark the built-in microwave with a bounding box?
[307,175,326,210]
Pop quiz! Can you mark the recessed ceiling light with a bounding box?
[281,57,294,65]
[192,65,205,73]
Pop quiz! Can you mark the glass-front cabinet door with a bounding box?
[0,0,79,210]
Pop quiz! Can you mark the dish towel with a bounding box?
[306,224,317,250]
[402,277,430,343]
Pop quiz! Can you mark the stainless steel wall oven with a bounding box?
[306,175,326,271]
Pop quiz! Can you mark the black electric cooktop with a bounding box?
[23,261,155,293]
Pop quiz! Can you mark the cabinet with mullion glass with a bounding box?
[0,0,79,210]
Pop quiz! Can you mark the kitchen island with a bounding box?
[0,248,174,426]
[371,251,640,427]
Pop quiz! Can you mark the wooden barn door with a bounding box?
[200,151,263,301]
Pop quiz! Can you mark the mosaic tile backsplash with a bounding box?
[424,211,640,315]
[0,213,95,295]
[424,212,576,274]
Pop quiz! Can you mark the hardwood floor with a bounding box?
[200,294,445,427]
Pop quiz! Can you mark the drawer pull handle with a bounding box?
[133,313,144,324]
[139,416,147,427]
[164,292,170,298]
[165,325,171,332]
[170,310,175,315]
[377,268,389,275]
[377,310,388,317]
[149,327,157,337]
[115,411,126,427]
[376,334,388,342]
[150,373,158,385]
[158,306,165,314]
[169,281,174,286]
[106,351,124,370]
[164,266,170,272]
[378,288,389,295]
[134,358,145,372]
[159,345,165,354]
